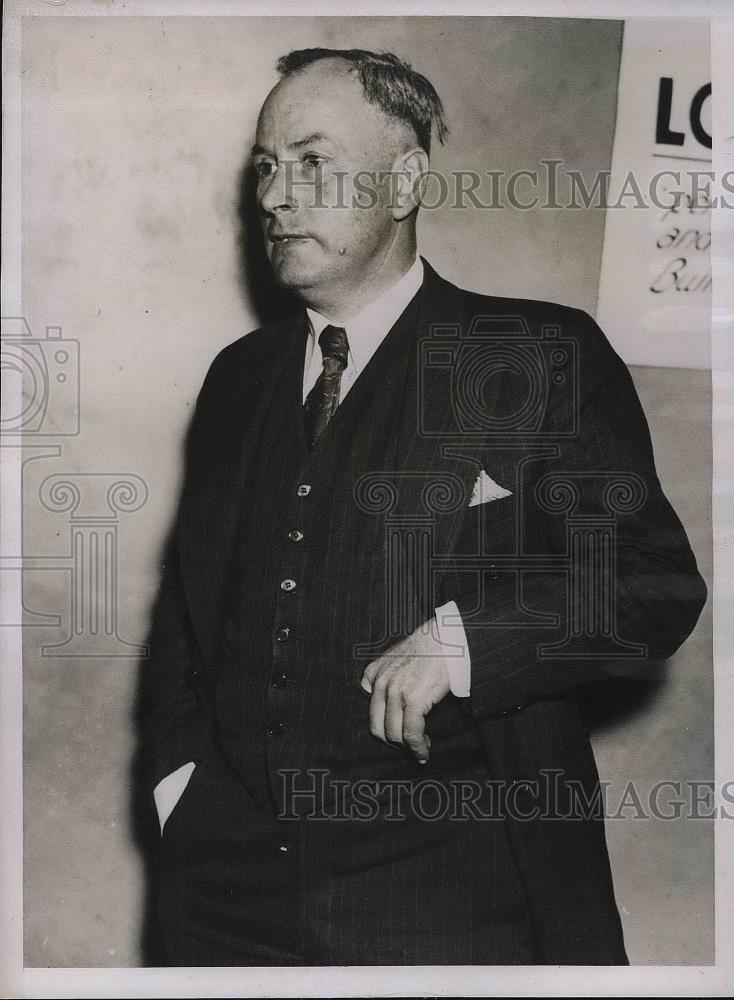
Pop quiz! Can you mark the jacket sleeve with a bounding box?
[138,358,228,792]
[447,308,707,722]
[139,535,214,791]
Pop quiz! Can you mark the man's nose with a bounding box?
[258,162,297,215]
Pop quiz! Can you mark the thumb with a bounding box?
[361,660,380,693]
[403,708,431,763]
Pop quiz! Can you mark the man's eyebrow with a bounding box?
[251,133,337,157]
[291,133,333,150]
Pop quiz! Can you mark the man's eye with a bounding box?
[255,161,276,178]
[302,154,325,169]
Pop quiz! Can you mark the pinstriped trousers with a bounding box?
[156,745,537,966]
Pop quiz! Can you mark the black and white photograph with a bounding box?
[1,1,732,997]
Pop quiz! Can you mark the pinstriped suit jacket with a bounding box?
[143,258,707,963]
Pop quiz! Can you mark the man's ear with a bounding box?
[391,147,430,221]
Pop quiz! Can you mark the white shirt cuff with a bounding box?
[153,761,196,833]
[434,600,471,698]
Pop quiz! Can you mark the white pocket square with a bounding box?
[468,471,512,507]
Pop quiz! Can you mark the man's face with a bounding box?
[253,60,408,310]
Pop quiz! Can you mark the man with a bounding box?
[142,48,706,966]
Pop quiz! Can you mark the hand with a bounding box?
[360,621,451,763]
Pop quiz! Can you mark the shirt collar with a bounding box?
[305,256,424,374]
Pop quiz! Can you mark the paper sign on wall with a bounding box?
[596,19,711,369]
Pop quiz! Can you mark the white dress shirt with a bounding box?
[153,256,471,832]
[303,255,424,402]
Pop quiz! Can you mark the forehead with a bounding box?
[255,61,393,150]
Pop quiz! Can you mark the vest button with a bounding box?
[271,673,288,689]
[267,720,283,737]
[280,578,296,592]
[288,530,304,542]
[275,627,290,642]
[297,484,312,497]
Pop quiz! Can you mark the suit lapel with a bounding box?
[393,259,530,569]
[392,260,480,548]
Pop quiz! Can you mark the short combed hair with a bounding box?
[275,48,448,154]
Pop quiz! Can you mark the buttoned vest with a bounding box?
[214,289,487,810]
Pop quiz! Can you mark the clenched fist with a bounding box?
[360,622,450,763]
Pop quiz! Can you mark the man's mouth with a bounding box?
[270,235,311,247]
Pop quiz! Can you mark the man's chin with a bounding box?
[269,259,321,294]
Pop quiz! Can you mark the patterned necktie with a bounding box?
[303,324,349,450]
